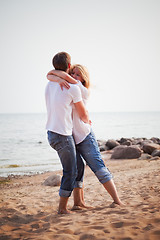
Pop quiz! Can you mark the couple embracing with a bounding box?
[45,52,123,214]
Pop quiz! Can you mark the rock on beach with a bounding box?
[98,137,160,160]
[111,145,142,159]
[142,143,160,155]
[105,139,120,149]
[43,174,61,187]
[151,149,160,157]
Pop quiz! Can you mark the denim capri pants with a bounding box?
[75,131,113,187]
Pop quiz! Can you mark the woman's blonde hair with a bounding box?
[69,64,90,89]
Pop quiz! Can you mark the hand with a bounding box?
[59,79,70,90]
[89,120,92,125]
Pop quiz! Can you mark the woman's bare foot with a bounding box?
[109,201,125,208]
[58,209,72,214]
[71,203,93,211]
[58,196,72,214]
[71,205,83,211]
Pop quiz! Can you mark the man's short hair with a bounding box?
[52,52,71,71]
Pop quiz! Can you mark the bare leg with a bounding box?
[72,187,85,209]
[58,197,71,214]
[72,187,92,210]
[81,186,85,203]
[103,179,124,206]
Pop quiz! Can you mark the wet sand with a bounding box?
[0,152,160,240]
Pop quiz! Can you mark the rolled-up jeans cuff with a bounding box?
[95,167,113,184]
[74,181,83,188]
[59,189,72,197]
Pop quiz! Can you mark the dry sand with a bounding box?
[0,151,160,240]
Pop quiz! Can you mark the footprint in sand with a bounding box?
[149,229,160,240]
[153,218,160,223]
[82,220,91,224]
[105,209,129,215]
[111,221,124,228]
[153,230,160,235]
[111,221,138,228]
[17,204,26,210]
[89,225,105,230]
[143,223,153,231]
[79,233,97,240]
[57,229,74,235]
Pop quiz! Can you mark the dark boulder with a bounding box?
[111,145,142,159]
[119,138,130,144]
[142,143,160,155]
[97,139,109,152]
[106,139,120,150]
[151,149,160,157]
[121,140,132,146]
[150,137,160,144]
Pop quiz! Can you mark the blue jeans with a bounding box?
[74,151,84,188]
[47,131,77,197]
[76,131,113,186]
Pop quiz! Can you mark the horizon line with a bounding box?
[0,111,160,114]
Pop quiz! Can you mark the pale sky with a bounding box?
[0,0,159,113]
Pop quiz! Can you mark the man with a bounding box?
[45,52,89,214]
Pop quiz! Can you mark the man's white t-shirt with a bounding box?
[45,81,82,135]
[72,81,91,144]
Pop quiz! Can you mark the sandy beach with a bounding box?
[0,151,160,240]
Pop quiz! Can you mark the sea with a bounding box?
[0,112,160,177]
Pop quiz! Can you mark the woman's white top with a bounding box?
[72,81,91,144]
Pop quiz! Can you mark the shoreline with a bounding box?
[0,154,160,239]
[0,151,111,180]
[0,170,56,181]
[1,136,160,179]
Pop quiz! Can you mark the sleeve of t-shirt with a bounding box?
[69,85,82,103]
[76,81,89,100]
